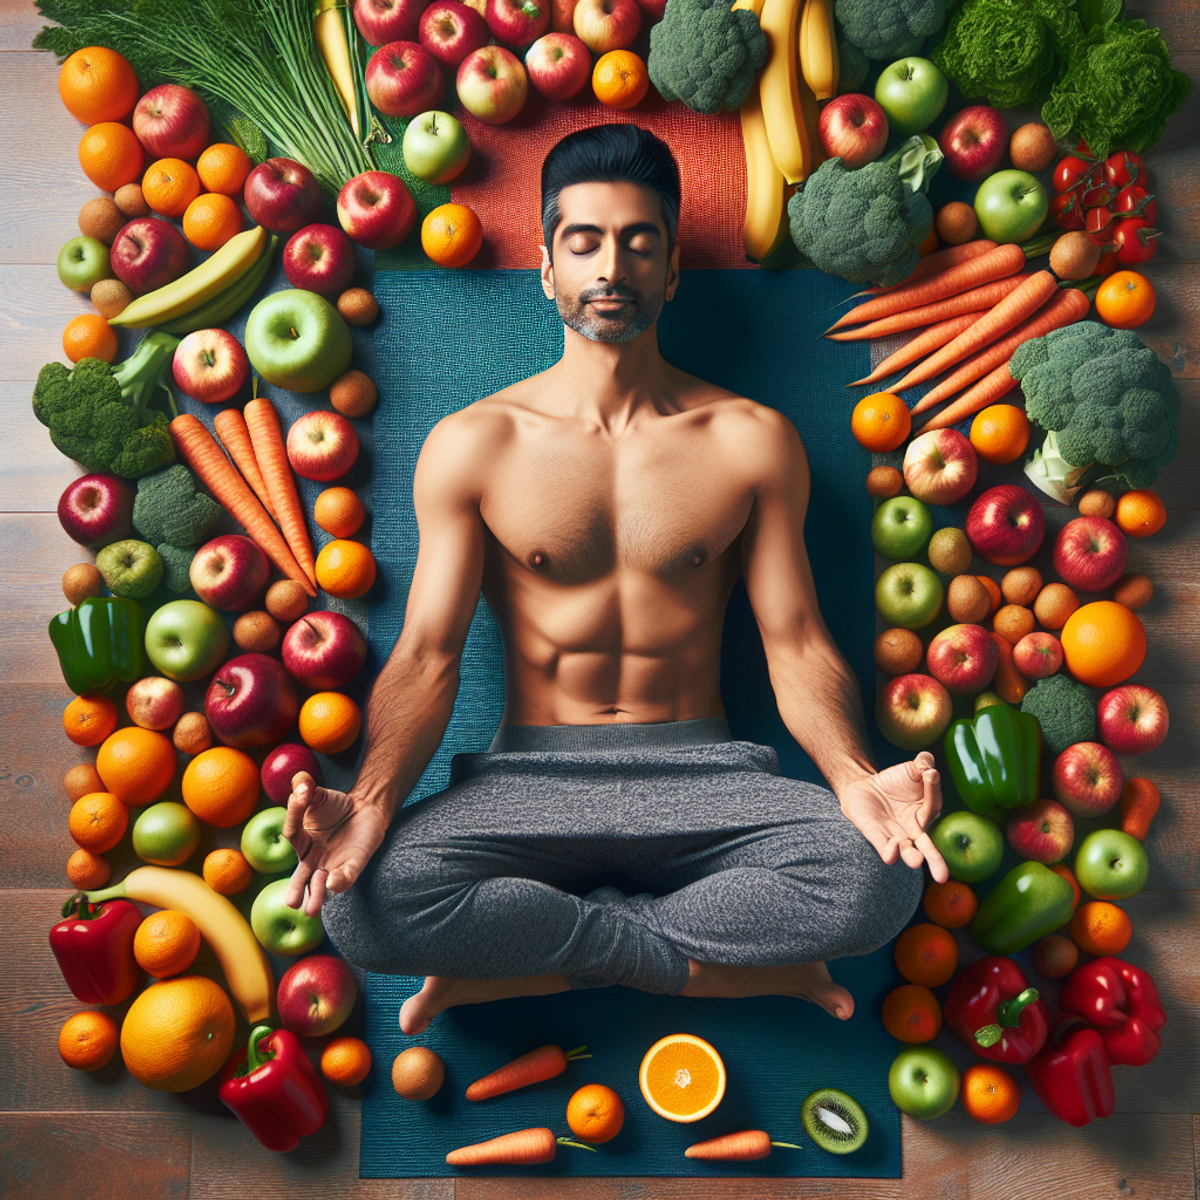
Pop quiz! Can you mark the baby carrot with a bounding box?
[445,1127,597,1166]
[1121,778,1161,841]
[848,313,979,387]
[466,1044,592,1101]
[684,1130,803,1160]
[855,239,998,296]
[214,407,279,522]
[915,361,1021,432]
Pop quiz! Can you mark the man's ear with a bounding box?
[539,244,554,300]
[666,240,681,301]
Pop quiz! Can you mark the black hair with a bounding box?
[541,123,681,264]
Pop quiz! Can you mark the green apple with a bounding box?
[874,58,948,138]
[133,801,202,866]
[974,170,1048,244]
[1074,829,1149,900]
[402,110,471,185]
[241,807,299,874]
[876,562,943,629]
[931,810,1004,883]
[144,598,230,682]
[244,289,353,393]
[96,539,163,600]
[58,235,114,292]
[888,1047,959,1120]
[251,878,325,956]
[872,496,934,562]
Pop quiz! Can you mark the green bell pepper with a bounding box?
[944,702,1041,815]
[972,862,1076,955]
[48,595,148,695]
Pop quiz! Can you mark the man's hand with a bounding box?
[837,752,949,884]
[282,772,389,918]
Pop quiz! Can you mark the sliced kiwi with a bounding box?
[801,1087,868,1155]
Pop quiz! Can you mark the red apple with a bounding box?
[172,329,250,404]
[354,0,431,44]
[244,158,326,235]
[126,676,187,731]
[875,672,953,751]
[549,0,578,30]
[286,411,361,483]
[1005,798,1074,865]
[1052,742,1123,818]
[926,623,998,696]
[634,0,666,20]
[966,485,1046,566]
[902,428,978,506]
[524,31,592,101]
[190,534,271,612]
[819,94,889,170]
[1012,631,1063,679]
[110,217,191,295]
[132,84,212,160]
[276,954,358,1037]
[1097,684,1168,755]
[262,742,325,806]
[420,0,491,68]
[366,40,445,117]
[205,652,301,749]
[336,170,419,250]
[281,611,369,690]
[487,0,551,47]
[58,473,135,549]
[1053,516,1129,593]
[456,45,529,124]
[939,105,1009,183]
[283,223,358,295]
[572,0,640,52]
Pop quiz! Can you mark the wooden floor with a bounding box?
[2,0,1198,1195]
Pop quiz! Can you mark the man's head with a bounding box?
[539,123,682,344]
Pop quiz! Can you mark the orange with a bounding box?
[881,983,942,1043]
[421,202,483,268]
[638,1033,726,1122]
[68,791,129,854]
[1049,862,1082,912]
[851,392,911,452]
[299,691,362,754]
[976,574,1002,617]
[62,314,119,365]
[592,50,649,109]
[142,158,201,218]
[78,122,145,192]
[1114,489,1166,539]
[62,693,120,746]
[1070,900,1132,957]
[893,923,958,988]
[120,975,235,1092]
[314,486,366,538]
[181,746,261,828]
[1060,600,1146,687]
[970,404,1031,465]
[134,909,203,979]
[321,1036,373,1086]
[182,192,243,250]
[203,847,255,896]
[58,1010,121,1072]
[922,879,978,929]
[65,762,106,802]
[961,1063,1020,1124]
[196,143,254,196]
[315,538,377,599]
[918,228,939,256]
[96,725,177,806]
[67,847,112,890]
[567,1083,626,1142]
[58,47,139,124]
[1095,270,1156,330]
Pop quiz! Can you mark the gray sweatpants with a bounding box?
[321,718,924,995]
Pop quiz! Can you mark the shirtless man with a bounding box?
[284,123,947,1038]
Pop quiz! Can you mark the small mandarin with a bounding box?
[922,879,978,929]
[961,1063,1021,1124]
[78,121,145,191]
[322,1036,373,1086]
[421,203,483,268]
[196,143,253,196]
[315,538,377,599]
[62,693,120,747]
[134,909,203,979]
[299,691,362,754]
[58,46,139,124]
[63,314,119,364]
[142,158,201,218]
[59,1009,121,1071]
[592,50,649,109]
[1070,900,1132,957]
[881,983,942,1043]
[203,847,255,896]
[1114,489,1166,538]
[182,192,243,250]
[68,791,129,854]
[851,392,910,452]
[66,847,112,890]
[894,923,958,988]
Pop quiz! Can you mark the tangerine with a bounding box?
[567,1082,626,1142]
[322,1036,373,1086]
[182,192,243,250]
[315,538,377,599]
[592,50,649,109]
[58,47,139,124]
[1049,862,1082,911]
[1060,600,1146,687]
[421,203,483,268]
[78,122,145,192]
[59,1009,121,1071]
[638,1033,726,1122]
[976,574,1002,617]
[62,693,120,746]
[68,792,129,854]
[922,879,978,929]
[961,1063,1021,1124]
[96,725,177,806]
[196,143,253,196]
[893,923,958,988]
[1070,900,1132,957]
[66,847,112,890]
[314,486,366,538]
[1095,270,1156,330]
[134,909,203,979]
[181,746,261,828]
[299,691,362,754]
[1114,489,1166,539]
[63,313,119,364]
[202,847,255,896]
[142,158,201,218]
[851,392,911,452]
[970,404,1031,465]
[993,603,1035,645]
[881,983,942,1043]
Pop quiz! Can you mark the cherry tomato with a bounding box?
[1080,174,1113,208]
[1050,191,1085,231]
[1111,217,1162,265]
[1093,242,1120,276]
[1084,206,1118,237]
[1053,156,1094,194]
[1112,184,1157,224]
[1104,151,1144,190]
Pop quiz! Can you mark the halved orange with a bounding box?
[638,1032,726,1122]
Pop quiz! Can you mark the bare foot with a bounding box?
[399,973,572,1035]
[679,958,855,1020]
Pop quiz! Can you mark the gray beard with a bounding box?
[555,283,666,344]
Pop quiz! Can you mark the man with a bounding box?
[284,123,947,1038]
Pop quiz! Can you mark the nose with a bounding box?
[595,235,628,292]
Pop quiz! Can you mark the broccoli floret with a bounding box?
[1013,321,1180,502]
[648,0,769,114]
[836,0,946,61]
[837,38,871,93]
[1021,675,1097,757]
[156,543,197,594]
[133,464,222,548]
[32,332,180,480]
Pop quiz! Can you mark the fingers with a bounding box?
[904,750,936,782]
[914,831,950,884]
[918,763,942,828]
[304,868,328,918]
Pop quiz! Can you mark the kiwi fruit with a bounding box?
[928,527,973,576]
[874,627,923,676]
[330,368,378,419]
[337,287,380,327]
[62,562,104,606]
[935,201,977,247]
[1112,572,1153,610]
[79,197,126,245]
[1001,566,1042,606]
[947,574,991,624]
[801,1087,868,1154]
[866,465,903,500]
[392,1046,444,1100]
[1009,123,1057,173]
[266,579,310,622]
[233,610,281,653]
[1078,488,1116,519]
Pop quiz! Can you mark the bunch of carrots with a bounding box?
[828,239,1092,433]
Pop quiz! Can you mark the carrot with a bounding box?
[445,1127,597,1166]
[213,407,279,523]
[244,396,317,590]
[465,1043,591,1101]
[826,275,1029,342]
[989,631,1029,705]
[684,1130,803,1160]
[909,288,1091,414]
[856,239,998,296]
[826,242,1026,332]
[848,314,980,387]
[1120,778,1161,841]
[169,414,316,597]
[915,361,1021,431]
[891,271,1059,393]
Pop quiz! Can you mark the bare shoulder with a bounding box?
[693,387,809,483]
[413,389,522,500]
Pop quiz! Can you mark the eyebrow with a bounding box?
[558,221,662,240]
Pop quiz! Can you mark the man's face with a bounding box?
[540,180,680,344]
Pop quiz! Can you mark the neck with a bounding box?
[553,322,671,429]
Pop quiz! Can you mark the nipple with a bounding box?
[530,551,548,569]
[688,546,707,568]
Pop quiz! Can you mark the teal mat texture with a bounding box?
[360,267,910,1178]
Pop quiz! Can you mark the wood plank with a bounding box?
[0,3,49,53]
[1137,262,1200,380]
[0,264,98,380]
[0,382,83,511]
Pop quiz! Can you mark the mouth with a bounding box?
[589,297,635,308]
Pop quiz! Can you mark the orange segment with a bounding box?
[851,392,911,452]
[638,1033,726,1122]
[58,47,139,124]
[78,122,145,192]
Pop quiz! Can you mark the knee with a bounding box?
[836,827,925,953]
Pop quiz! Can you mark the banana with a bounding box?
[759,0,812,185]
[156,234,279,336]
[741,83,788,262]
[110,225,269,329]
[800,0,838,101]
[83,866,274,1023]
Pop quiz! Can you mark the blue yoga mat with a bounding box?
[360,266,911,1179]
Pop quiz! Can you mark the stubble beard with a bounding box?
[555,275,668,344]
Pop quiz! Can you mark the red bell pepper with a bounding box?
[1026,1015,1116,1127]
[50,891,142,1006]
[219,1023,328,1152]
[1059,956,1167,1066]
[944,955,1050,1064]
